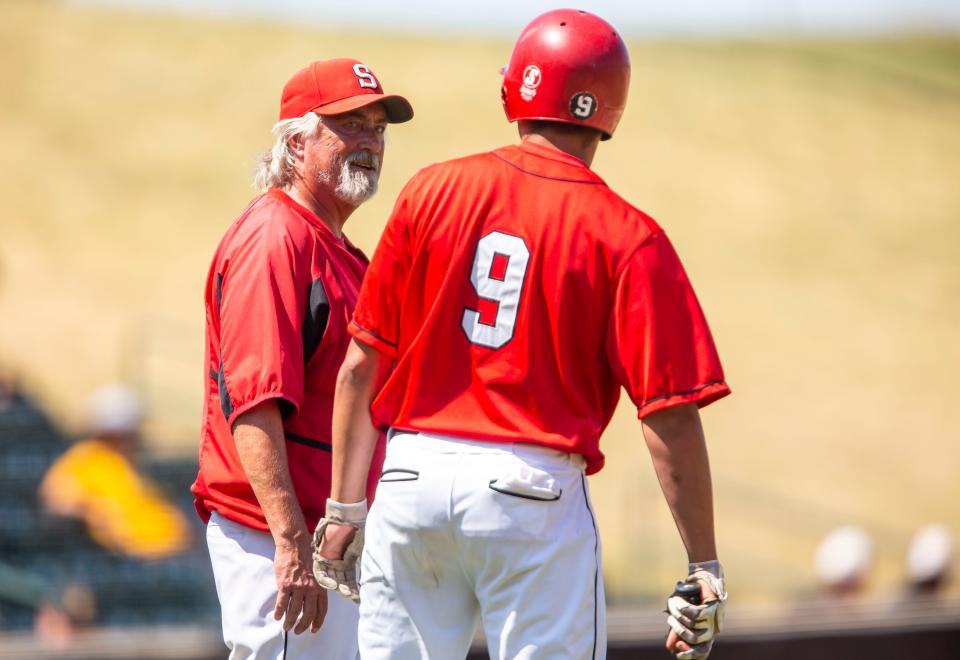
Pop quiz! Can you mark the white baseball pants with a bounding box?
[359,431,606,660]
[206,511,360,660]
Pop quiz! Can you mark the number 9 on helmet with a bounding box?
[501,9,631,141]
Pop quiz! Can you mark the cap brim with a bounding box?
[313,93,414,123]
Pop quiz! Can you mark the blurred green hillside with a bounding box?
[1,0,958,602]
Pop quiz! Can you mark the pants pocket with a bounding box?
[461,458,566,538]
[488,462,562,501]
[379,468,420,483]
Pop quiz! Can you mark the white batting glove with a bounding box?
[312,499,367,603]
[667,560,727,660]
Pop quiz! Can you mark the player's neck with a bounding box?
[518,124,601,167]
[285,180,355,239]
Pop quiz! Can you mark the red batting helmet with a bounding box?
[501,9,630,140]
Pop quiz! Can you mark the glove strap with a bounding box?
[688,559,723,580]
[686,560,727,602]
[325,498,367,525]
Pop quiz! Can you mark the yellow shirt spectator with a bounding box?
[40,437,190,560]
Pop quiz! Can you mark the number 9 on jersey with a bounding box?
[461,231,531,349]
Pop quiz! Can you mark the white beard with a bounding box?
[318,152,380,205]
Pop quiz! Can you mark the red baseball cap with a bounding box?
[279,58,414,123]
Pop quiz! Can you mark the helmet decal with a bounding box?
[520,64,542,101]
[522,65,542,88]
[569,92,598,120]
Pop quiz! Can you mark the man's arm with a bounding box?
[233,400,326,634]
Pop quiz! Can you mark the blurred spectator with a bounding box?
[0,561,96,644]
[33,582,98,648]
[38,384,190,559]
[905,523,954,596]
[0,372,20,412]
[815,525,874,598]
[0,560,56,615]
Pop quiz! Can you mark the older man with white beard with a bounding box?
[191,59,412,660]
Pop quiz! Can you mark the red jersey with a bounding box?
[192,189,385,532]
[351,141,729,474]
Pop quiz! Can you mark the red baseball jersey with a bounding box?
[351,141,729,475]
[192,189,385,532]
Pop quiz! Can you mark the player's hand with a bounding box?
[318,521,357,559]
[665,562,727,659]
[273,537,328,634]
[312,499,367,603]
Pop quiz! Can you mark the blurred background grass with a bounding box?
[1,0,958,603]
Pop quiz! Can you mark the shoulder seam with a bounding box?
[491,151,606,185]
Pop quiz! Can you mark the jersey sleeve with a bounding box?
[216,216,308,428]
[349,184,414,358]
[606,231,730,418]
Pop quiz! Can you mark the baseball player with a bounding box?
[190,59,412,659]
[315,10,728,660]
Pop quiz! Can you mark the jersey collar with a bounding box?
[266,188,333,234]
[265,188,361,252]
[492,141,606,185]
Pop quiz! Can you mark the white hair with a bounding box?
[253,112,322,192]
[329,152,380,204]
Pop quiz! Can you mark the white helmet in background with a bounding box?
[816,525,873,592]
[907,524,954,587]
[87,384,144,435]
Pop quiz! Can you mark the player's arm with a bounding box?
[331,339,392,504]
[607,231,730,562]
[642,402,716,563]
[233,400,326,634]
[610,232,730,659]
[312,339,391,601]
[318,338,394,559]
[315,183,409,581]
[642,402,726,659]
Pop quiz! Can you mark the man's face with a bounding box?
[303,103,388,206]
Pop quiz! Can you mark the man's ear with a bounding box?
[288,133,306,160]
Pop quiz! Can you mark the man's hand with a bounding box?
[665,563,727,659]
[273,537,328,634]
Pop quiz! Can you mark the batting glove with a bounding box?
[312,498,367,603]
[667,560,727,660]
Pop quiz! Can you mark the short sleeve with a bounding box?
[606,231,730,418]
[216,216,308,427]
[349,185,414,358]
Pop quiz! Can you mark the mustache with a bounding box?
[344,151,380,172]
